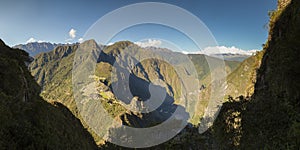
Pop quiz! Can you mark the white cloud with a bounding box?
[78,38,84,43]
[26,37,36,43]
[181,51,190,55]
[134,39,162,48]
[26,37,45,43]
[183,46,259,56]
[69,28,76,39]
[107,42,114,46]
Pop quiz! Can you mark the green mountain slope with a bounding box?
[209,0,300,149]
[30,40,240,115]
[241,0,300,148]
[188,54,240,82]
[225,50,264,98]
[0,39,97,149]
[30,44,79,113]
[190,51,263,124]
[29,39,240,146]
[3,0,298,148]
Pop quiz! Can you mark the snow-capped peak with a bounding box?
[183,46,260,56]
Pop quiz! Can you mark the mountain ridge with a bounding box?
[0,39,97,149]
[29,39,241,146]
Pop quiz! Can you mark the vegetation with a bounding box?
[205,0,300,149]
[6,0,299,148]
[0,40,97,149]
[188,54,240,82]
[225,50,264,98]
[240,0,300,148]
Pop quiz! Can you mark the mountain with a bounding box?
[156,0,299,149]
[2,0,298,148]
[225,50,264,98]
[3,0,298,149]
[184,46,259,61]
[188,54,240,82]
[240,0,300,148]
[29,39,241,146]
[159,1,299,149]
[190,50,264,124]
[30,40,240,112]
[213,53,254,62]
[0,39,97,149]
[210,0,300,149]
[13,42,61,57]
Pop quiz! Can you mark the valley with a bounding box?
[0,0,299,149]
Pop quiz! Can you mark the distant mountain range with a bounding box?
[26,31,288,148]
[1,0,299,149]
[13,42,59,57]
[13,42,79,57]
[8,37,270,148]
[183,46,260,62]
[15,41,259,62]
[28,39,241,145]
[197,46,259,56]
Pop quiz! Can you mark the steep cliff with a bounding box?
[241,0,300,148]
[0,39,97,149]
[210,0,300,149]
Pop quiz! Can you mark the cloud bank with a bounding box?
[78,38,83,43]
[26,37,45,43]
[183,46,259,56]
[134,39,162,48]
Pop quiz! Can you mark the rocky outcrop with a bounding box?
[278,0,291,10]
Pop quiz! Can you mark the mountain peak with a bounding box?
[103,41,135,54]
[107,41,135,49]
[113,40,134,46]
[79,39,99,49]
[81,39,97,45]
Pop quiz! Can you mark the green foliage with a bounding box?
[136,58,182,99]
[95,62,113,85]
[225,50,264,98]
[99,98,127,118]
[188,1,300,149]
[0,40,97,149]
[211,96,248,149]
[188,54,240,82]
[215,1,300,149]
[25,2,300,147]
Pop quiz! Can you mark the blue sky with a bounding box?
[0,0,276,51]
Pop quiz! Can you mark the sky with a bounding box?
[0,0,277,52]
